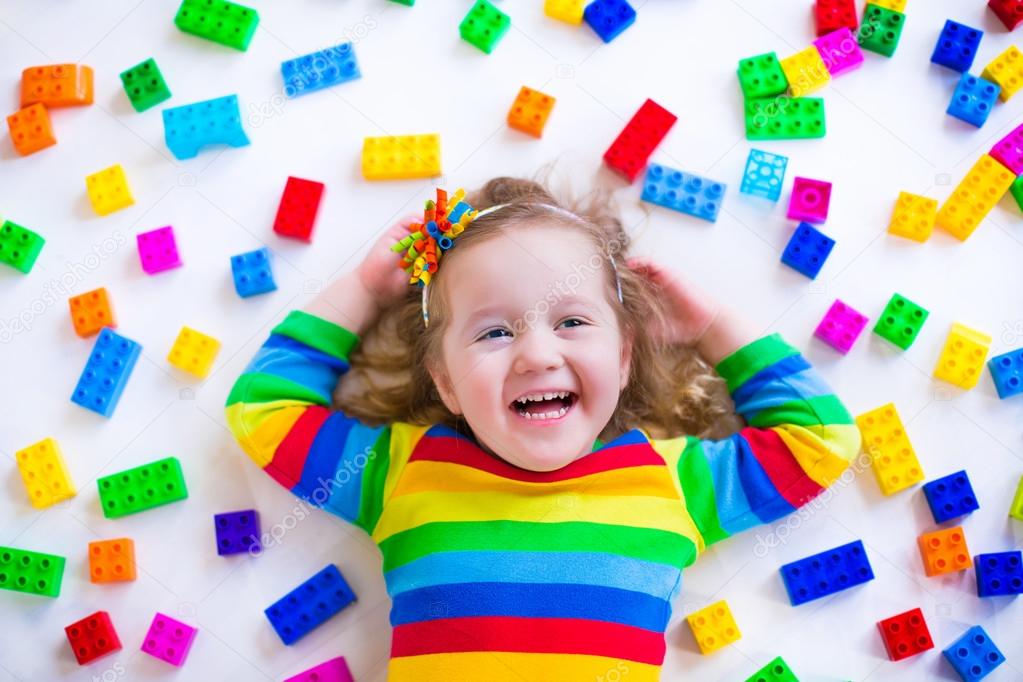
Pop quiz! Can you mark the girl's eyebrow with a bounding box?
[462,294,604,329]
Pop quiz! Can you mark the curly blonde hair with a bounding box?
[335,176,738,442]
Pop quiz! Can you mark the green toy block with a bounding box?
[873,293,929,350]
[174,0,259,51]
[737,52,789,100]
[745,96,825,140]
[97,457,188,519]
[389,0,414,4]
[119,58,171,113]
[0,546,66,597]
[0,220,45,274]
[459,0,510,54]
[745,656,800,682]
[858,4,904,58]
[1011,475,1023,522]
[1009,175,1023,212]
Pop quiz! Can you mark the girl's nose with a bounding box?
[512,330,565,374]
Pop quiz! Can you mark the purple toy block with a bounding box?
[814,28,864,77]
[815,299,868,353]
[990,121,1023,175]
[788,177,832,224]
[214,509,261,556]
[140,612,197,667]
[284,656,355,682]
[136,226,182,275]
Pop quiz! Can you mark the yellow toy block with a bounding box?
[982,45,1023,102]
[1011,475,1023,522]
[856,403,924,496]
[935,154,1014,241]
[16,438,76,508]
[544,0,584,24]
[362,134,441,180]
[86,164,134,216]
[933,323,991,390]
[686,600,741,655]
[870,0,907,10]
[888,191,936,242]
[167,326,221,378]
[780,47,830,97]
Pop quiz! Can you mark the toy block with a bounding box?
[858,5,904,58]
[0,546,65,597]
[163,95,250,160]
[871,0,906,9]
[545,0,584,24]
[989,0,1023,31]
[88,538,136,583]
[814,28,864,77]
[284,657,355,682]
[641,163,726,223]
[989,120,1023,174]
[231,248,276,297]
[1012,475,1023,521]
[71,328,142,418]
[856,403,924,495]
[745,97,826,140]
[174,0,259,51]
[141,612,198,667]
[86,164,134,217]
[16,437,76,509]
[264,564,356,645]
[947,74,999,128]
[584,0,636,43]
[1011,175,1023,211]
[272,176,324,240]
[780,47,830,97]
[943,626,1004,681]
[0,220,45,274]
[974,551,1023,596]
[932,21,983,72]
[982,45,1023,101]
[737,53,789,99]
[214,509,261,555]
[814,299,868,354]
[7,104,56,156]
[507,86,556,138]
[936,154,1014,241]
[744,656,799,682]
[787,177,831,223]
[780,223,834,279]
[459,0,510,53]
[137,225,182,274]
[923,471,979,523]
[65,611,122,665]
[815,0,858,36]
[779,539,874,605]
[877,608,933,661]
[603,98,677,182]
[988,348,1023,398]
[282,43,361,98]
[97,457,188,519]
[168,326,221,379]
[20,64,94,108]
[120,58,171,113]
[362,134,442,180]
[873,292,928,349]
[69,287,116,338]
[933,323,992,389]
[918,526,970,577]
[686,600,741,655]
[887,192,936,242]
[740,149,788,201]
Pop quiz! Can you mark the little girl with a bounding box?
[226,177,861,681]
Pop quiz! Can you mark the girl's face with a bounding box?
[429,225,632,472]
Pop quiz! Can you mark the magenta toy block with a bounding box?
[815,299,868,353]
[137,226,182,275]
[140,612,197,667]
[814,28,864,76]
[284,656,355,682]
[990,121,1023,175]
[788,177,832,224]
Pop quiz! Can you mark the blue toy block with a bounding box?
[943,625,1004,680]
[71,328,142,418]
[583,0,636,43]
[987,348,1023,399]
[779,539,874,606]
[230,248,277,298]
[264,564,356,645]
[640,163,726,223]
[740,149,788,202]
[947,74,1000,128]
[163,95,250,160]
[781,222,834,279]
[974,551,1023,597]
[214,509,261,556]
[922,470,979,523]
[281,42,361,98]
[931,20,983,72]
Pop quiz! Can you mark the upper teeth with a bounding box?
[515,391,570,404]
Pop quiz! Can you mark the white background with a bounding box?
[1,0,1022,680]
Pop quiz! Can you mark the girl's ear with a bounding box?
[619,332,634,391]
[428,360,463,415]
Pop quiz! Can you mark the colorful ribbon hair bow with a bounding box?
[390,188,479,289]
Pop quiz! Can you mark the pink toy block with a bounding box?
[136,226,182,275]
[787,177,832,224]
[284,656,355,682]
[815,299,868,353]
[814,28,864,77]
[140,612,197,667]
[990,121,1023,174]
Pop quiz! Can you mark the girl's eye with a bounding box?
[478,328,511,341]
[559,318,586,329]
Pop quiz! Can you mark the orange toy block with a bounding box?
[507,86,556,138]
[7,104,56,156]
[88,538,136,583]
[918,526,970,577]
[21,64,94,108]
[69,287,116,338]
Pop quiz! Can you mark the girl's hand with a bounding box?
[626,256,720,347]
[354,215,420,307]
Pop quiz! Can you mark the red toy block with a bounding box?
[21,64,94,108]
[877,607,934,661]
[603,98,677,182]
[815,0,858,37]
[273,176,325,242]
[7,103,56,156]
[69,287,116,338]
[65,611,122,665]
[989,0,1023,31]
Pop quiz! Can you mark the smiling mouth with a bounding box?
[510,391,577,421]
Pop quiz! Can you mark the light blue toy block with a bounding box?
[641,163,726,223]
[162,95,250,160]
[741,149,788,201]
[281,43,361,98]
[71,328,142,417]
[231,248,276,298]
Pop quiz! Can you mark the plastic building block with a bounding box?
[1012,175,1023,211]
[814,27,864,77]
[923,471,979,523]
[1012,476,1023,521]
[740,149,788,201]
[65,611,122,665]
[989,0,1023,31]
[815,0,858,37]
[362,134,442,180]
[918,526,970,577]
[887,191,937,242]
[584,0,636,43]
[873,292,928,349]
[814,299,868,354]
[231,248,276,297]
[273,176,324,240]
[168,326,221,379]
[990,120,1023,174]
[7,104,56,156]
[86,164,134,217]
[459,0,510,53]
[214,509,261,555]
[787,177,831,223]
[943,626,1004,681]
[507,86,556,138]
[389,0,414,4]
[936,154,1014,241]
[141,612,198,667]
[858,4,904,57]
[163,95,250,160]
[603,98,677,182]
[264,564,357,645]
[780,223,834,279]
[174,0,258,51]
[974,551,1023,596]
[641,163,726,223]
[877,608,933,661]
[20,64,94,108]
[71,328,142,418]
[686,600,741,654]
[97,457,188,519]
[137,225,182,274]
[988,348,1023,398]
[947,74,999,128]
[545,0,584,24]
[982,45,1023,101]
[69,287,116,338]
[745,97,826,140]
[744,656,799,682]
[871,0,906,10]
[282,43,361,98]
[779,539,874,606]
[0,546,65,597]
[88,538,136,583]
[0,220,45,274]
[284,657,355,682]
[16,438,76,509]
[856,403,924,495]
[737,53,789,99]
[933,323,992,389]
[932,21,983,72]
[780,47,831,97]
[120,58,170,113]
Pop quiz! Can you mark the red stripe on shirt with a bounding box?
[265,406,330,489]
[742,427,824,508]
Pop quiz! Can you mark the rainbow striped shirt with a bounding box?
[225,310,861,681]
